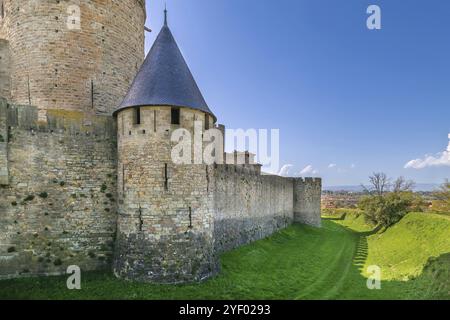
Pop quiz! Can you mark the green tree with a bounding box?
[359,174,423,227]
[432,180,450,212]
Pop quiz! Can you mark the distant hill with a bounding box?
[324,183,441,192]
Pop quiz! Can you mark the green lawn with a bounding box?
[0,212,449,300]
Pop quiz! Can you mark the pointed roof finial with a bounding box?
[164,4,168,26]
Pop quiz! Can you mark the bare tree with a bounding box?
[362,172,391,196]
[392,176,415,193]
[434,179,450,201]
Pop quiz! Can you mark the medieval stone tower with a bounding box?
[0,0,147,277]
[0,3,322,283]
[113,12,219,283]
[0,0,145,115]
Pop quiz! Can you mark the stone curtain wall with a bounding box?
[0,102,322,280]
[0,99,117,278]
[0,39,10,100]
[0,97,8,185]
[293,178,322,227]
[0,0,145,115]
[213,168,294,253]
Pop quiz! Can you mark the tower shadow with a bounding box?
[322,212,347,221]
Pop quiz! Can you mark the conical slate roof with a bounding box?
[114,15,215,120]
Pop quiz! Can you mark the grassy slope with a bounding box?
[0,213,448,300]
[364,213,450,280]
[333,211,450,299]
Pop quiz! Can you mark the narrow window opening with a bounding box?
[1,2,4,19]
[188,207,193,229]
[171,107,180,125]
[205,114,210,130]
[164,163,168,191]
[122,164,126,193]
[138,205,143,232]
[153,110,157,132]
[206,166,209,192]
[91,80,94,108]
[27,75,31,106]
[134,107,141,125]
[121,114,124,135]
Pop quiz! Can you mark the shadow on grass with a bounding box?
[353,225,383,272]
[328,222,449,300]
[322,213,347,221]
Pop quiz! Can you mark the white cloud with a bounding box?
[404,152,450,169]
[405,135,450,169]
[328,163,337,168]
[298,165,319,176]
[350,163,356,169]
[299,165,314,175]
[277,164,293,177]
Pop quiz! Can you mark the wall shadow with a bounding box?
[327,220,449,300]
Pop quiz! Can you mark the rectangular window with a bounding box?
[121,114,124,135]
[135,107,141,125]
[122,164,126,193]
[188,207,193,229]
[91,80,94,108]
[1,2,4,19]
[164,163,168,191]
[138,205,143,232]
[171,107,180,125]
[205,114,210,130]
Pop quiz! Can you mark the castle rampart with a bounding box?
[0,6,323,283]
[0,99,322,281]
[0,97,117,278]
[213,168,294,253]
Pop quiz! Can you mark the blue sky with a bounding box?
[144,0,450,186]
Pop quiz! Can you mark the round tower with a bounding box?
[0,0,145,115]
[113,13,219,283]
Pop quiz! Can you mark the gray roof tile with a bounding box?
[114,20,216,121]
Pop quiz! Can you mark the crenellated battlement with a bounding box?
[0,5,323,283]
[294,177,322,184]
[0,98,115,139]
[214,164,262,176]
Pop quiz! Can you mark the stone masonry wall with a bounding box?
[213,168,294,253]
[0,0,145,115]
[0,101,321,280]
[113,106,218,284]
[0,98,117,278]
[293,178,322,227]
[0,39,10,100]
[0,97,8,185]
